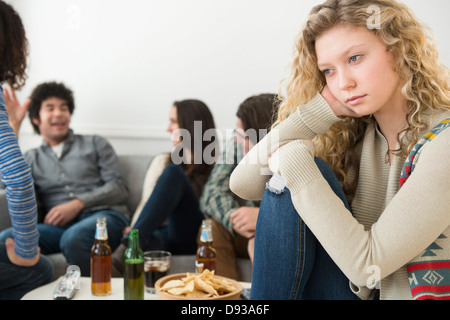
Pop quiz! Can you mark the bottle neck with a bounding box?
[125,230,143,260]
[95,225,108,241]
[128,237,141,250]
[200,240,213,247]
[200,228,213,244]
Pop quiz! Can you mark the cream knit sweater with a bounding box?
[230,93,450,300]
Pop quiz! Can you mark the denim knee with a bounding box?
[0,228,13,242]
[159,164,186,184]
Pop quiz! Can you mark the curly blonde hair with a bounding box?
[276,0,450,200]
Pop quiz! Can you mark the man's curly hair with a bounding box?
[28,82,75,134]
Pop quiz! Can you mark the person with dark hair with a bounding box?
[199,93,277,281]
[112,99,217,274]
[0,81,130,276]
[27,82,75,134]
[0,0,54,299]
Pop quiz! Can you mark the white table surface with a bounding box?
[21,277,251,300]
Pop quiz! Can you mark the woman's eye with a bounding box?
[349,55,362,63]
[321,68,332,76]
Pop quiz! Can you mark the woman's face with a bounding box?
[167,106,181,146]
[315,25,404,117]
[235,117,253,155]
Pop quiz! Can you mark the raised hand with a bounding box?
[3,86,31,136]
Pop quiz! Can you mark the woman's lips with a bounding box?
[347,95,366,106]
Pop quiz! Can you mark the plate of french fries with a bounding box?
[155,270,243,300]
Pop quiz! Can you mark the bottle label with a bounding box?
[195,260,204,273]
[95,226,108,240]
[200,229,212,242]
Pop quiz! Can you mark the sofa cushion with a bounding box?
[118,155,153,215]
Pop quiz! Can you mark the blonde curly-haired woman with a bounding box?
[231,0,450,300]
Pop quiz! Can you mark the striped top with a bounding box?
[0,87,39,259]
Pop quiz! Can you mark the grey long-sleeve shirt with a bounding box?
[23,130,130,219]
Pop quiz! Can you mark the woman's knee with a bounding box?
[159,164,186,184]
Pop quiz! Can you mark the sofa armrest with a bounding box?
[0,189,11,231]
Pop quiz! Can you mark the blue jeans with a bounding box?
[0,209,129,276]
[0,242,54,300]
[250,157,357,300]
[131,164,204,254]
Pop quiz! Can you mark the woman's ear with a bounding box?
[32,117,40,127]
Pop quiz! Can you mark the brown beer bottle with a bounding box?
[91,217,112,295]
[196,219,216,273]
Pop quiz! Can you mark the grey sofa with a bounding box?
[0,155,252,282]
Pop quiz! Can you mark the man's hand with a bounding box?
[5,238,40,267]
[44,199,85,226]
[3,86,31,137]
[230,207,259,238]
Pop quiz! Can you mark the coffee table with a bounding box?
[21,277,251,300]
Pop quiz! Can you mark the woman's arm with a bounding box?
[275,129,450,286]
[230,92,340,200]
[0,90,40,261]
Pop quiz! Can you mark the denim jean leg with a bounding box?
[250,157,357,300]
[301,157,357,299]
[36,224,67,254]
[0,224,65,255]
[0,242,54,300]
[60,209,129,276]
[133,164,203,254]
[250,188,316,300]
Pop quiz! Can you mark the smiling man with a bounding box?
[0,82,130,276]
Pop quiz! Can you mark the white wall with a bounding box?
[7,0,450,155]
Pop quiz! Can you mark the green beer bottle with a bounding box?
[124,229,144,300]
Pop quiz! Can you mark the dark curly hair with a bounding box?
[28,82,75,134]
[0,1,28,89]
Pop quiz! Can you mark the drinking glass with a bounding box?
[144,251,171,293]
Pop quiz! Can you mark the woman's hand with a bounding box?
[5,238,40,267]
[321,85,359,118]
[3,86,31,136]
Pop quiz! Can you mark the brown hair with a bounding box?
[236,93,278,144]
[0,1,28,89]
[170,99,217,198]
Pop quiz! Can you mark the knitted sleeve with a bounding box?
[0,89,39,259]
[277,120,450,287]
[230,92,340,200]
